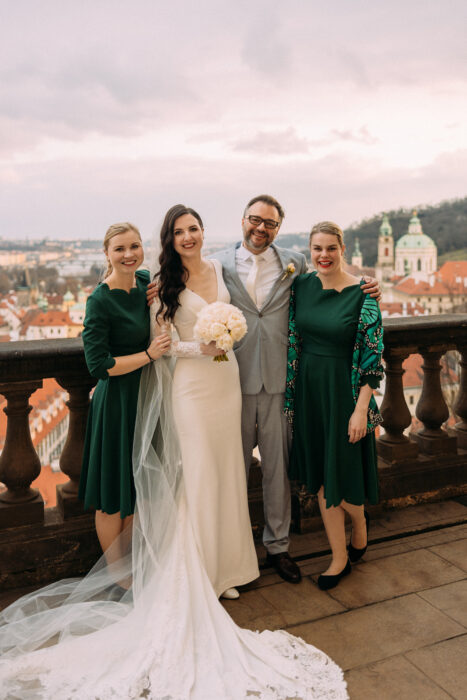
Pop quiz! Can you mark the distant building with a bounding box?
[375,214,395,283]
[379,301,427,318]
[19,309,83,339]
[0,251,26,266]
[351,238,363,268]
[437,261,467,292]
[0,298,23,333]
[391,275,467,314]
[395,211,437,276]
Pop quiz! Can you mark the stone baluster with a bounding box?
[377,348,418,462]
[453,346,467,450]
[55,376,95,519]
[413,348,457,455]
[0,380,44,528]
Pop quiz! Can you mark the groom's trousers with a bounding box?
[241,388,292,555]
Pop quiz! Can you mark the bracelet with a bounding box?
[145,349,154,362]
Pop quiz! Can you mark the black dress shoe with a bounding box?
[266,552,302,583]
[317,559,351,591]
[348,510,370,563]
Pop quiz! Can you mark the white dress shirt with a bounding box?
[236,243,282,308]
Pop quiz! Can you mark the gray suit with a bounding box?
[213,243,307,553]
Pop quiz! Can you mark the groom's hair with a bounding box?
[244,194,285,222]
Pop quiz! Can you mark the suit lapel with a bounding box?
[259,245,291,311]
[222,243,259,311]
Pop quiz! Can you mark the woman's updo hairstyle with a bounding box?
[155,204,204,322]
[309,221,344,248]
[103,222,141,279]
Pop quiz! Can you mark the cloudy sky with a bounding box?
[1,0,466,241]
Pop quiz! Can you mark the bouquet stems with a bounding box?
[213,353,229,362]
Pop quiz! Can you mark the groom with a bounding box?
[213,195,306,582]
[214,195,380,584]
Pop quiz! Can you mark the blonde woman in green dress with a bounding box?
[79,222,171,563]
[285,221,383,591]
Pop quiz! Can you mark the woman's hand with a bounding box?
[348,408,368,443]
[361,276,381,301]
[146,281,159,307]
[200,341,226,357]
[147,332,171,359]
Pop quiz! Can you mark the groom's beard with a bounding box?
[244,229,273,252]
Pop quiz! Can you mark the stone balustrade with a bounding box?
[372,314,467,510]
[0,316,466,588]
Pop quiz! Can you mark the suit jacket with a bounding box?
[212,243,307,395]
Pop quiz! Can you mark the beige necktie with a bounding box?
[245,254,262,305]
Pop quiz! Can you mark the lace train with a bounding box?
[0,494,347,699]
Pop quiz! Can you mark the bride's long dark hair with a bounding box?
[155,204,204,322]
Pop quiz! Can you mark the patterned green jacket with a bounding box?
[284,279,384,432]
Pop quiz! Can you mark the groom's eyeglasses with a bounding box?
[246,215,280,230]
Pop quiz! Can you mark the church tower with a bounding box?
[395,211,437,276]
[375,214,394,282]
[351,238,363,268]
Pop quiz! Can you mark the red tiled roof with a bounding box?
[30,310,74,326]
[395,277,452,296]
[395,268,467,297]
[438,261,467,284]
[380,302,426,317]
[31,464,68,508]
[403,354,459,388]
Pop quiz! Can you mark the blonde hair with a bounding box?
[103,222,141,278]
[309,221,344,248]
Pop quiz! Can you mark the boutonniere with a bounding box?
[281,263,295,281]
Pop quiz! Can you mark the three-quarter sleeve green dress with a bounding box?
[79,269,150,518]
[286,272,383,509]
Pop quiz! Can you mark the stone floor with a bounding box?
[1,499,467,699]
[223,498,467,699]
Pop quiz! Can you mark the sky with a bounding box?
[1,0,466,242]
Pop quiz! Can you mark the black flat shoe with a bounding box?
[348,510,370,563]
[317,559,351,591]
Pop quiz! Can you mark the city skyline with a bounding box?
[1,0,466,240]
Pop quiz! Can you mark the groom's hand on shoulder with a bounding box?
[361,276,381,302]
[146,280,159,306]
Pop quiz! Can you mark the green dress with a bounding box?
[79,269,150,518]
[288,272,381,508]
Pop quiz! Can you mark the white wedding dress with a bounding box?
[171,259,259,595]
[0,260,348,699]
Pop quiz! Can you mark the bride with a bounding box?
[153,204,259,600]
[0,205,348,699]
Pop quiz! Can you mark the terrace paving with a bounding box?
[1,499,467,699]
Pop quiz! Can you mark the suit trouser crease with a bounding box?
[241,389,291,554]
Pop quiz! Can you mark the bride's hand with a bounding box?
[147,332,171,359]
[200,341,225,357]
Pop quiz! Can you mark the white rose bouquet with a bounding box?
[194,301,248,362]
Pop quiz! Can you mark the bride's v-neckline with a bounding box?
[185,261,219,305]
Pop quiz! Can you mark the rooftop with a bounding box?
[394,276,466,296]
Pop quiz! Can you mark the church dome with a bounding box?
[395,212,436,250]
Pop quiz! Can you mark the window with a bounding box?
[417,259,421,271]
[409,396,414,405]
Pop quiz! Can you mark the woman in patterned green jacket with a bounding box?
[284,221,384,591]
